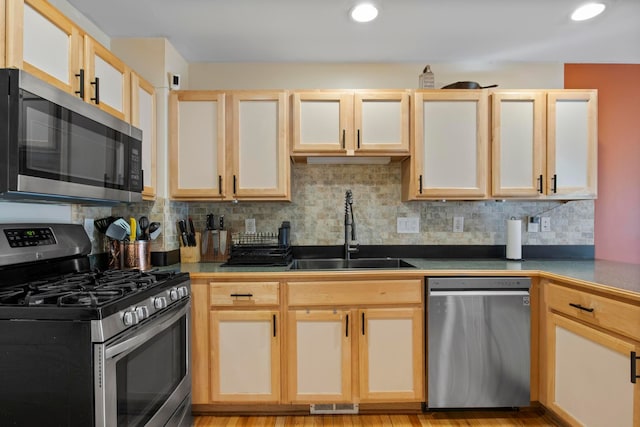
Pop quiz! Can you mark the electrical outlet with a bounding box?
[245,218,256,234]
[541,217,551,232]
[453,216,464,233]
[397,217,420,234]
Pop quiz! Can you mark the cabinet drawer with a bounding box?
[287,279,422,306]
[547,283,640,341]
[210,282,279,306]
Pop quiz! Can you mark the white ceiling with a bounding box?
[65,0,640,63]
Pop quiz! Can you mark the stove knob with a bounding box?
[135,306,149,320]
[154,296,167,309]
[123,310,139,326]
[177,286,189,298]
[169,288,179,301]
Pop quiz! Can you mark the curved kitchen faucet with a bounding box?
[344,189,359,262]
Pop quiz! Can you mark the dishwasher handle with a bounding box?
[429,290,530,297]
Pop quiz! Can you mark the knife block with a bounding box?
[201,230,231,263]
[179,232,201,263]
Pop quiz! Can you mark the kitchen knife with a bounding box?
[219,215,227,256]
[178,220,189,247]
[188,217,197,246]
[202,214,216,255]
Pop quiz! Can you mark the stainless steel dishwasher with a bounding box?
[427,277,531,409]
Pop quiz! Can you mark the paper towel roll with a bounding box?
[506,218,522,260]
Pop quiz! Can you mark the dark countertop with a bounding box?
[166,258,640,297]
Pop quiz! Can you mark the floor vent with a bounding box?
[310,403,359,414]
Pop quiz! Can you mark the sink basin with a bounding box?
[288,258,416,270]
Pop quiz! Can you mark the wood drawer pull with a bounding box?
[230,293,253,298]
[632,352,639,384]
[569,302,594,313]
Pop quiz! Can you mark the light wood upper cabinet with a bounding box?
[1,0,7,68]
[546,90,598,198]
[291,90,410,158]
[403,90,489,200]
[230,91,290,201]
[131,73,156,200]
[84,36,131,122]
[491,90,597,199]
[169,91,227,200]
[6,0,83,95]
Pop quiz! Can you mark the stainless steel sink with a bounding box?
[288,258,416,270]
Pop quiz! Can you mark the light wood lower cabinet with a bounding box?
[286,279,424,404]
[542,281,640,426]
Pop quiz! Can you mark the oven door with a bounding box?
[94,300,191,427]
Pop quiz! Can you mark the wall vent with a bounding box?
[310,403,359,414]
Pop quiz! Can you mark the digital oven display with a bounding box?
[4,228,56,248]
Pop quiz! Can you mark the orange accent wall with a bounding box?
[565,64,640,264]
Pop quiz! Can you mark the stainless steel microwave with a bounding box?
[0,68,142,204]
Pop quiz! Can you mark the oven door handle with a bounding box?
[105,301,189,359]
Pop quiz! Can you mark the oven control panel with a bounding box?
[4,228,56,248]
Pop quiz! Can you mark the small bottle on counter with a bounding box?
[419,65,435,88]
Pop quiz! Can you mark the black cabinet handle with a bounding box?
[233,175,237,194]
[230,293,253,298]
[273,314,277,337]
[361,312,365,335]
[419,175,423,194]
[569,302,594,313]
[538,174,543,193]
[218,175,222,195]
[345,314,349,337]
[74,69,85,98]
[90,76,100,104]
[357,129,361,149]
[552,174,557,193]
[632,351,639,384]
[342,129,346,149]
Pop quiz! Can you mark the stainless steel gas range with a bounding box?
[0,223,192,427]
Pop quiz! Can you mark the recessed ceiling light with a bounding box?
[571,2,606,21]
[350,3,378,23]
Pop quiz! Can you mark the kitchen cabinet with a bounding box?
[402,90,489,200]
[291,90,410,158]
[6,0,83,95]
[131,72,156,200]
[169,90,290,201]
[491,90,597,198]
[83,36,131,121]
[169,91,227,200]
[286,279,423,404]
[230,91,290,200]
[1,0,6,68]
[541,280,640,426]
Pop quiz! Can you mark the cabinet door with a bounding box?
[84,36,130,121]
[546,90,597,198]
[354,91,410,154]
[169,91,226,199]
[358,308,423,402]
[491,91,546,197]
[131,73,156,200]
[210,310,280,402]
[546,313,639,427]
[231,91,290,200]
[287,310,351,403]
[413,90,489,198]
[291,91,353,154]
[6,0,83,95]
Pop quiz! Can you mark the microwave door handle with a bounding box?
[105,302,188,359]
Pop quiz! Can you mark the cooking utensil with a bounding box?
[219,215,227,256]
[178,220,189,247]
[149,222,162,240]
[188,217,197,246]
[441,81,498,89]
[138,216,149,240]
[94,216,117,234]
[130,217,137,241]
[105,218,130,241]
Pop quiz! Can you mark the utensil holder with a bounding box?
[180,232,201,263]
[124,241,152,271]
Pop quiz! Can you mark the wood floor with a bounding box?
[194,411,561,426]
